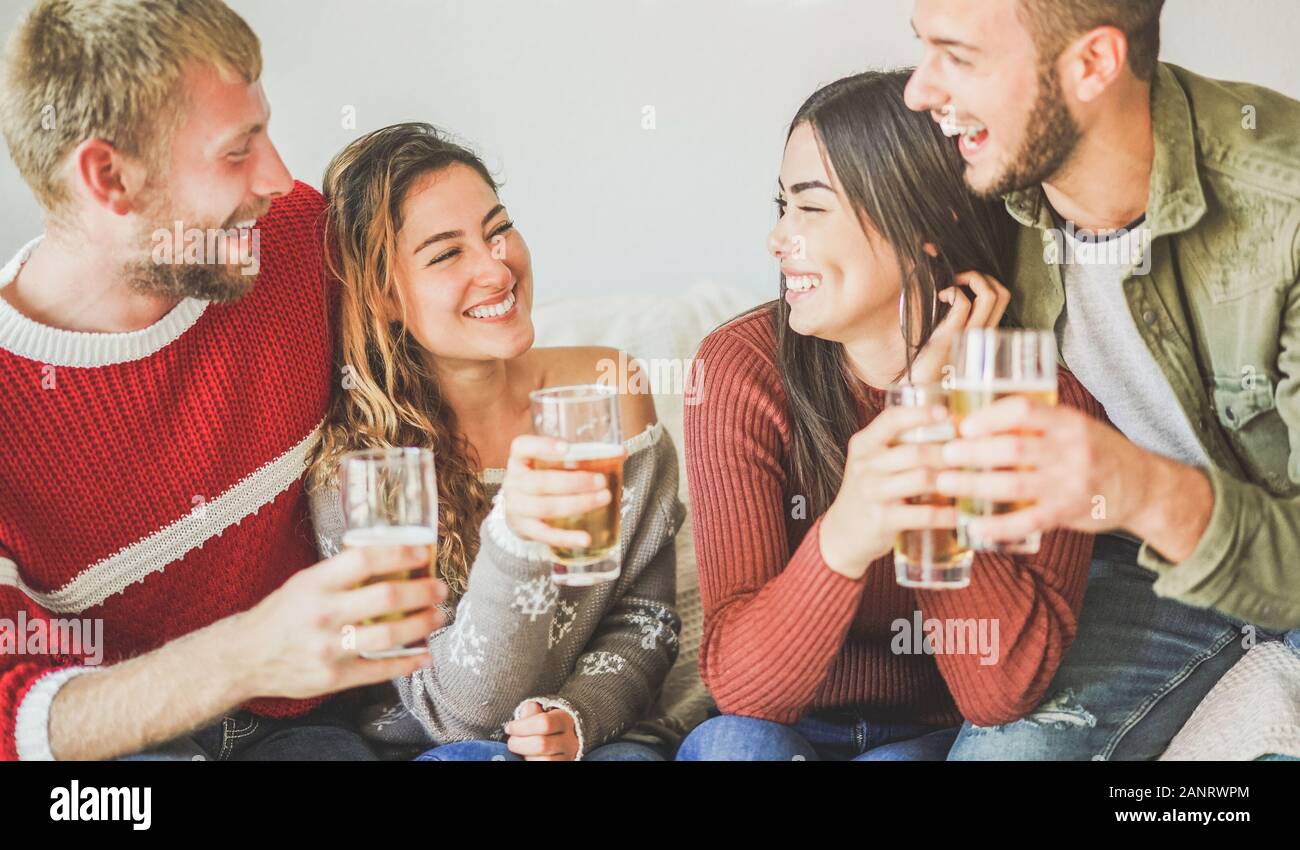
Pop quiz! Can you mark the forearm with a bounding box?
[1125,449,1214,564]
[1136,463,1300,628]
[700,517,865,721]
[917,528,1091,725]
[47,613,252,761]
[397,505,560,740]
[544,562,680,754]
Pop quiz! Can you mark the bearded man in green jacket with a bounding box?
[906,0,1300,759]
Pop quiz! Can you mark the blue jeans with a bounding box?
[118,700,377,761]
[675,711,959,761]
[416,740,665,761]
[948,535,1291,761]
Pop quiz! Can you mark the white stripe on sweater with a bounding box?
[0,421,324,614]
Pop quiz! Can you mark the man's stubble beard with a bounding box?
[123,181,261,304]
[972,60,1084,200]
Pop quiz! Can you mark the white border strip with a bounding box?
[14,666,103,761]
[0,422,323,614]
[0,236,209,367]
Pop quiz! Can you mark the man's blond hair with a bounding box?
[0,0,262,213]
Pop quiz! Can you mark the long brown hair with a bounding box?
[307,122,499,599]
[762,70,1016,517]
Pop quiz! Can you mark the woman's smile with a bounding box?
[463,281,519,322]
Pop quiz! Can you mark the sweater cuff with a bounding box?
[1138,464,1298,627]
[1137,464,1236,601]
[15,666,102,761]
[480,495,557,578]
[513,696,586,761]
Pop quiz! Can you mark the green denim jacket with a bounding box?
[1003,62,1300,629]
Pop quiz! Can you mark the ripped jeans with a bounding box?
[947,534,1288,761]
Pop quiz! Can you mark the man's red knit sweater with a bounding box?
[0,182,335,760]
[685,307,1107,729]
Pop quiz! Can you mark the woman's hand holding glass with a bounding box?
[818,403,956,580]
[499,434,612,551]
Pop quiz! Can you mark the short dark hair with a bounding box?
[1018,0,1165,81]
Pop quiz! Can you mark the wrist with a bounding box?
[818,504,874,581]
[1124,452,1213,561]
[204,611,262,704]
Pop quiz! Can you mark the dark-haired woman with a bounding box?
[676,70,1106,761]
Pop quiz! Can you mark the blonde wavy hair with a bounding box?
[307,123,499,599]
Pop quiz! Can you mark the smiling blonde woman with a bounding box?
[306,123,684,761]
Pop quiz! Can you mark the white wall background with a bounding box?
[2,0,1298,300]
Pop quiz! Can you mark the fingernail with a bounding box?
[591,474,605,487]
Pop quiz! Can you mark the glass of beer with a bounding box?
[529,384,625,586]
[949,329,1058,555]
[339,447,438,658]
[888,383,973,589]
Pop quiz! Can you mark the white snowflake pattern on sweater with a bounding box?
[447,600,487,675]
[578,650,626,676]
[623,602,679,651]
[371,702,412,733]
[549,600,579,648]
[510,575,558,622]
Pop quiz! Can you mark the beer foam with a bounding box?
[559,442,625,461]
[343,526,438,547]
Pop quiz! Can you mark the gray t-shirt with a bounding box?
[1054,217,1208,468]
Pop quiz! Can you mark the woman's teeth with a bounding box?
[786,275,821,292]
[465,287,516,319]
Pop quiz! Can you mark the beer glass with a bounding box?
[888,383,973,589]
[949,329,1058,554]
[529,384,625,586]
[339,447,438,658]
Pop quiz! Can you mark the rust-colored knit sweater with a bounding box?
[685,308,1107,728]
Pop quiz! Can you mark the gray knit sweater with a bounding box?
[310,423,684,759]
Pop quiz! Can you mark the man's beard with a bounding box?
[975,62,1083,199]
[125,255,257,304]
[125,185,264,304]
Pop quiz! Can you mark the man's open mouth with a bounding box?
[938,105,990,158]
